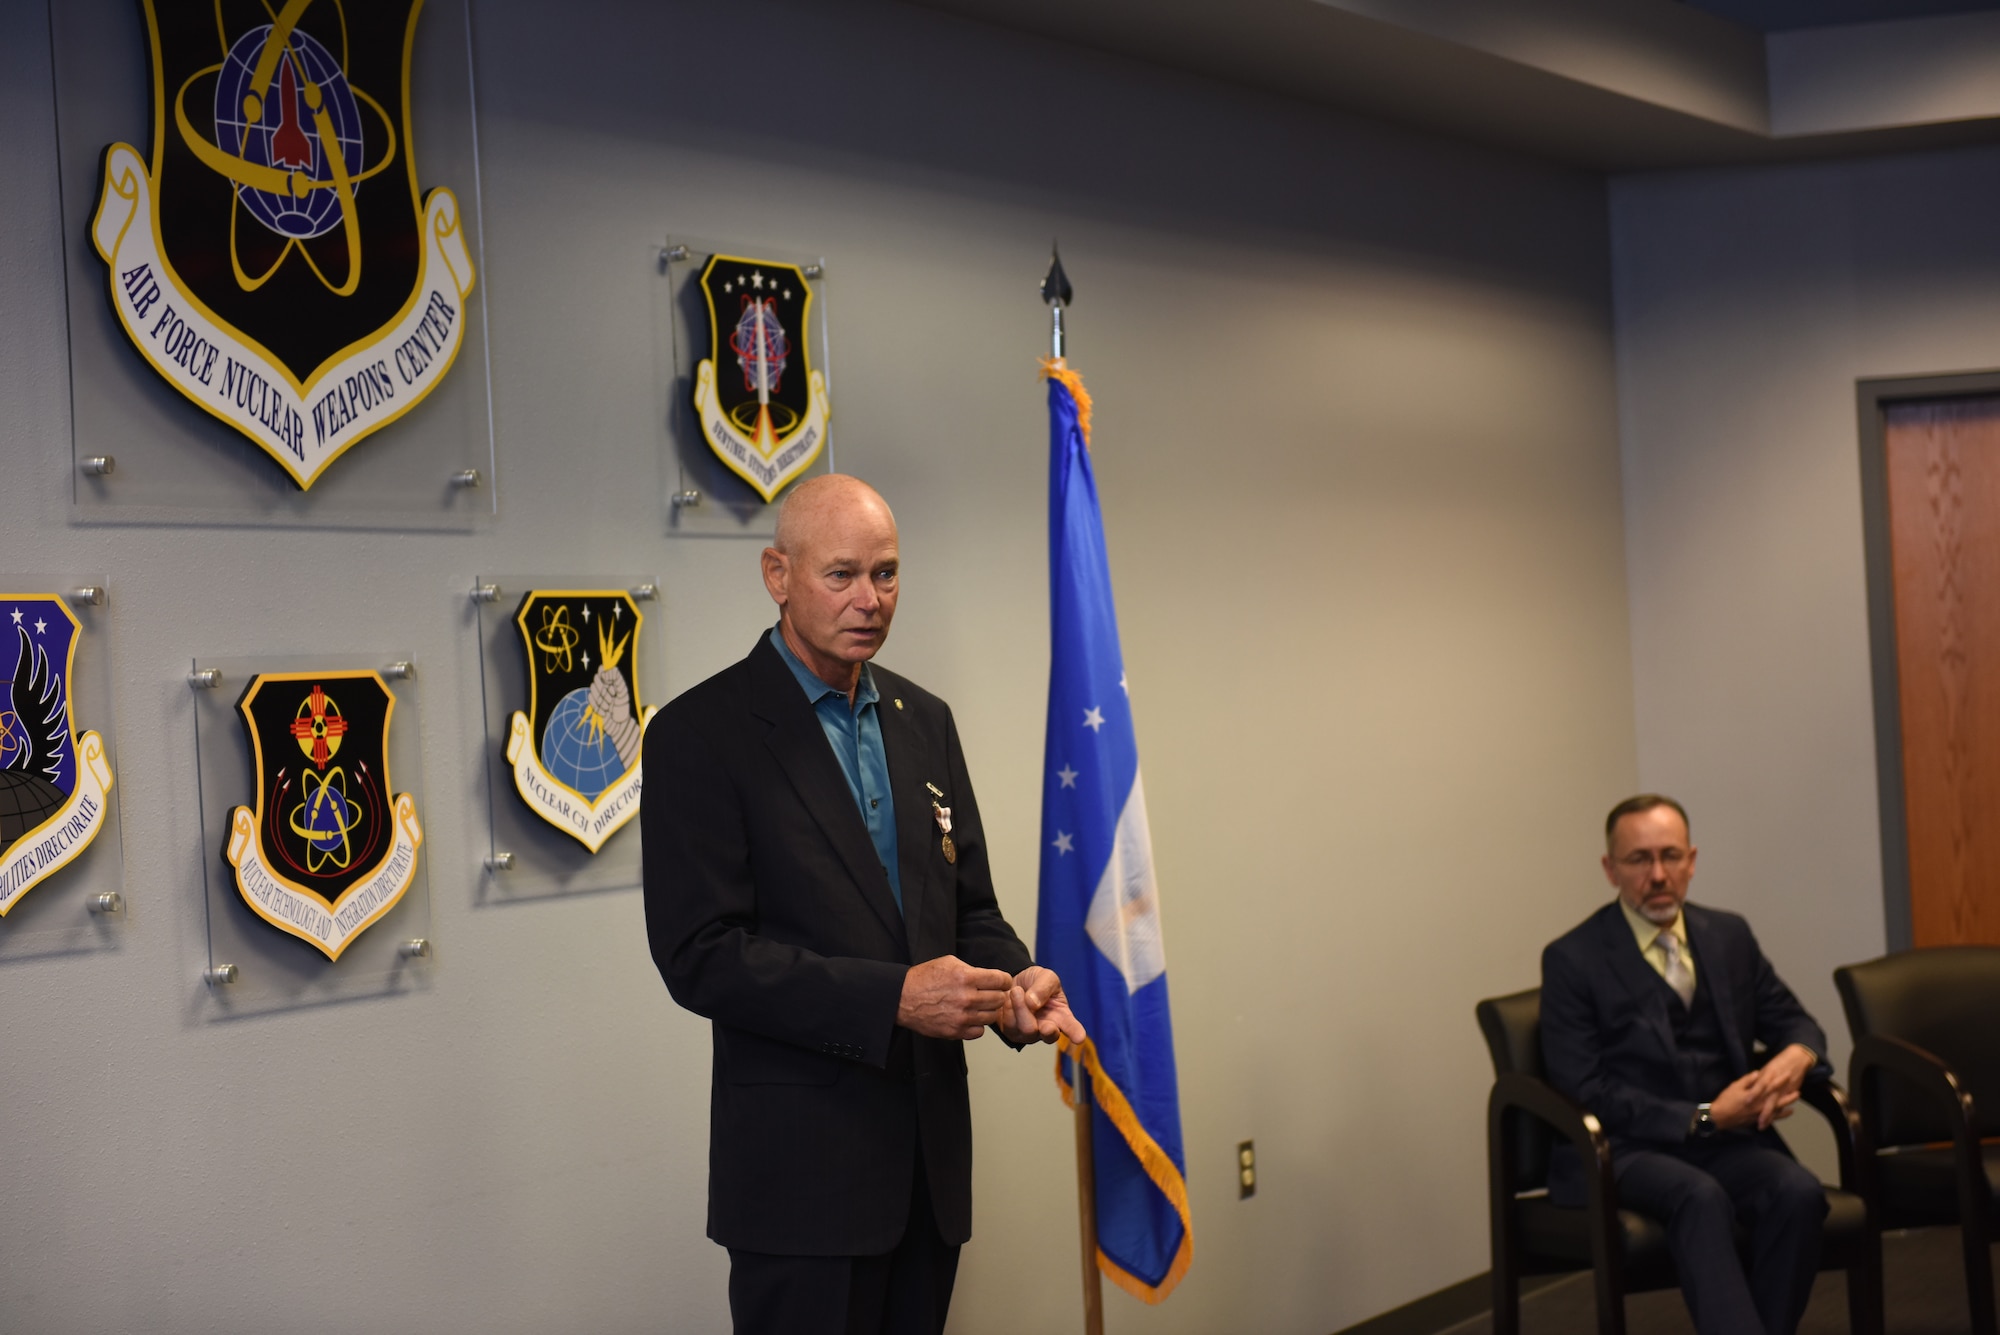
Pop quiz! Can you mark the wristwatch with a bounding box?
[1691,1103,1717,1139]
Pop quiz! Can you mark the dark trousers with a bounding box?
[1612,1137,1828,1335]
[725,1153,960,1335]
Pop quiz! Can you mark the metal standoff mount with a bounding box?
[671,489,703,509]
[188,668,222,689]
[632,583,659,602]
[80,456,115,476]
[89,892,123,915]
[72,586,106,607]
[202,964,238,986]
[662,243,691,266]
[471,583,501,604]
[398,938,432,959]
[485,853,515,872]
[384,661,416,680]
[450,468,482,489]
[803,262,825,279]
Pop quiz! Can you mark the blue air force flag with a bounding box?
[1035,363,1191,1302]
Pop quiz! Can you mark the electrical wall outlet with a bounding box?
[1237,1140,1256,1199]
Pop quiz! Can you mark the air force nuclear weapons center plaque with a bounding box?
[92,0,475,489]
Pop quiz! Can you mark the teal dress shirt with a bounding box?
[769,625,902,912]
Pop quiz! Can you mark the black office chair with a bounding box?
[1477,987,1883,1335]
[1835,946,2000,1335]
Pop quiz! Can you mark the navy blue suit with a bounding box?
[1541,901,1831,1335]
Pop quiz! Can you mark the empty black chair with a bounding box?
[1836,946,2000,1335]
[1478,986,1882,1335]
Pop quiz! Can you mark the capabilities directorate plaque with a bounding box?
[91,0,476,489]
[506,591,656,852]
[0,596,114,915]
[693,255,829,502]
[225,670,421,959]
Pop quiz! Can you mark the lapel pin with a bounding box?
[894,698,903,710]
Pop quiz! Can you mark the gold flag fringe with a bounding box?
[1055,1035,1194,1303]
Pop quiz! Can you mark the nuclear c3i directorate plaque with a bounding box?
[506,591,655,852]
[224,670,422,959]
[92,0,476,489]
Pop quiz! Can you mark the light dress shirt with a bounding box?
[1620,898,1694,991]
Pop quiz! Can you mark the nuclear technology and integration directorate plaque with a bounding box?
[225,670,422,960]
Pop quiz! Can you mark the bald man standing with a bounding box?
[643,475,1083,1335]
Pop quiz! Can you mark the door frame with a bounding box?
[1856,369,2000,951]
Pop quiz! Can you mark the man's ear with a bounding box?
[1600,853,1617,887]
[761,547,788,606]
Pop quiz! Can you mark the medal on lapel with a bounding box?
[927,782,954,864]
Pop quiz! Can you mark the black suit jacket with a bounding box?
[1541,900,1828,1159]
[642,632,1033,1255]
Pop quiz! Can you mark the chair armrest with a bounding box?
[1850,1033,1985,1232]
[1797,1077,1864,1195]
[1487,1072,1621,1276]
[1850,1033,1976,1144]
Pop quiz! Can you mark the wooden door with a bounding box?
[1886,394,2000,945]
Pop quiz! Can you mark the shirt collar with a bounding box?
[769,624,877,708]
[1620,896,1687,954]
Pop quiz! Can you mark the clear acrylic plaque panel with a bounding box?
[50,0,494,529]
[190,654,433,1015]
[473,575,661,902]
[0,575,126,962]
[655,236,835,536]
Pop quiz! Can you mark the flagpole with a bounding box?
[1043,243,1101,1335]
[1074,1060,1105,1335]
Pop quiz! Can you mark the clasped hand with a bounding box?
[897,956,1088,1045]
[1710,1043,1817,1131]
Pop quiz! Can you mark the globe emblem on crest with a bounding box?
[213,25,364,241]
[541,691,628,802]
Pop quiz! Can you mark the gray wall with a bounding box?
[1610,143,2000,1075]
[0,0,1637,1330]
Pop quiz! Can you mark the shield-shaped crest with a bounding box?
[505,591,656,852]
[225,670,422,960]
[91,0,476,489]
[0,596,115,915]
[692,255,829,502]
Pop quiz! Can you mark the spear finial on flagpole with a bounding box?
[1041,242,1073,362]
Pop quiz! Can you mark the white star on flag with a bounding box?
[751,271,765,288]
[33,618,46,634]
[7,609,19,625]
[582,604,591,622]
[1052,830,1075,855]
[583,651,591,669]
[1083,707,1105,732]
[1057,765,1078,788]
